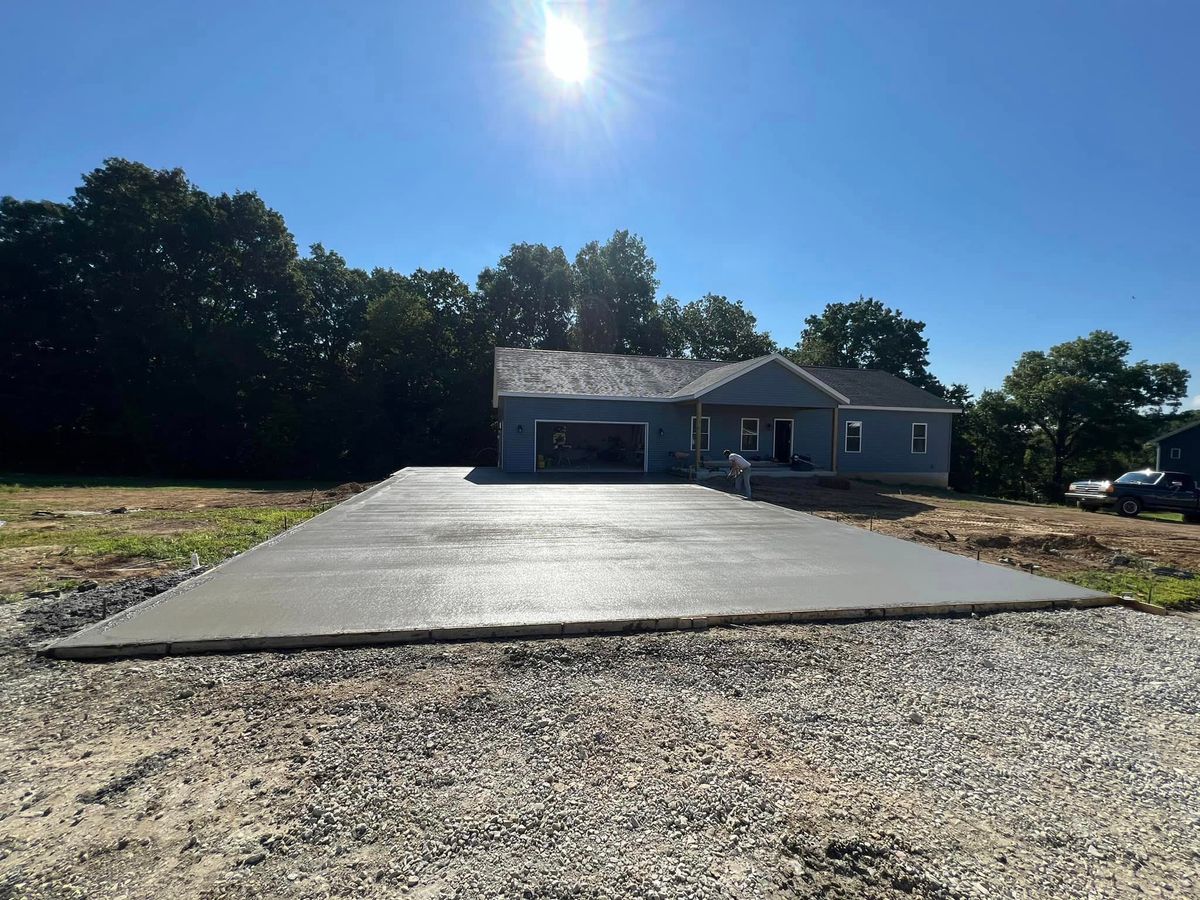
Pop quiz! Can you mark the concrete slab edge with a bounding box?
[41,594,1120,660]
[41,474,409,656]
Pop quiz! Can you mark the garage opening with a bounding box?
[535,421,647,472]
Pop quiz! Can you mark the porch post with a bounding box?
[830,407,839,474]
[694,399,703,478]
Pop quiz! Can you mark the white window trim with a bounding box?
[740,418,759,453]
[844,420,863,454]
[1170,447,1182,460]
[690,416,711,452]
[911,422,928,455]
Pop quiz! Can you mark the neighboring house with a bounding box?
[1149,418,1200,476]
[492,348,961,486]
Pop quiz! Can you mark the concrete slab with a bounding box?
[45,467,1112,658]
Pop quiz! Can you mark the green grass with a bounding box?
[0,473,337,491]
[1063,570,1199,609]
[1141,511,1186,524]
[0,507,324,563]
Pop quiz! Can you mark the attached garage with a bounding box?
[534,420,648,472]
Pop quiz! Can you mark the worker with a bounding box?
[723,449,752,499]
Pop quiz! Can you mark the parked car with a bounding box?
[1065,470,1200,521]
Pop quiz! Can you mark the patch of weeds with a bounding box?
[1063,570,1199,609]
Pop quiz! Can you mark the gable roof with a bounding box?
[798,366,958,410]
[1149,418,1200,444]
[493,347,958,410]
[493,348,729,401]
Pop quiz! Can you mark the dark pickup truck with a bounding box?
[1066,470,1200,521]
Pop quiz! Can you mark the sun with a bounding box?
[544,11,588,83]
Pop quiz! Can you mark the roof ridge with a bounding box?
[799,364,907,374]
[495,346,736,366]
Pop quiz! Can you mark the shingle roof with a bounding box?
[797,366,958,410]
[1149,418,1200,443]
[493,347,957,410]
[494,348,733,398]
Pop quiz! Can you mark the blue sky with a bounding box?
[2,1,1197,402]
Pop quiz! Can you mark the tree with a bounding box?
[476,243,573,350]
[1001,331,1189,492]
[957,390,1042,498]
[667,293,776,360]
[0,197,81,467]
[571,230,660,354]
[787,297,942,391]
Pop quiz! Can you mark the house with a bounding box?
[492,348,961,486]
[1149,418,1200,476]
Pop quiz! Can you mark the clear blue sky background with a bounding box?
[2,1,1197,402]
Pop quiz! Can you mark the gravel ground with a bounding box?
[1,577,1198,899]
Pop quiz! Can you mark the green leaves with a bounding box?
[664,293,776,361]
[788,297,943,393]
[971,330,1191,496]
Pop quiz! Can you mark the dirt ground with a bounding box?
[1,578,1197,900]
[725,477,1200,584]
[2,479,1199,898]
[0,482,364,596]
[4,476,1197,606]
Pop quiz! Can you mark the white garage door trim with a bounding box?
[534,420,650,473]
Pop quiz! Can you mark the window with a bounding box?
[1170,447,1182,460]
[689,416,710,452]
[1116,471,1161,485]
[844,420,862,453]
[740,418,759,452]
[911,422,928,454]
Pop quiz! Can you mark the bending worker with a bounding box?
[723,449,753,499]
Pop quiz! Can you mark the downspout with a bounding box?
[831,407,839,474]
[695,399,703,479]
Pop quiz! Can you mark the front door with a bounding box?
[773,419,793,462]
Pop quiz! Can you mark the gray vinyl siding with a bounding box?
[699,405,824,464]
[701,360,837,407]
[836,410,952,476]
[499,397,693,473]
[499,396,954,478]
[794,409,835,469]
[1156,426,1200,477]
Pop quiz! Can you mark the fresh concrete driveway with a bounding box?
[47,468,1111,658]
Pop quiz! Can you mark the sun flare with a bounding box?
[544,11,588,83]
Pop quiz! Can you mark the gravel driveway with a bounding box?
[1,578,1198,899]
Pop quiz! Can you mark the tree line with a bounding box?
[0,159,1192,496]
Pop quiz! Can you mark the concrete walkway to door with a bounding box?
[46,467,1112,658]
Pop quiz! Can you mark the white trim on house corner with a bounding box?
[740,417,759,453]
[844,419,863,454]
[911,422,928,455]
[533,419,650,473]
[682,354,852,405]
[838,405,961,413]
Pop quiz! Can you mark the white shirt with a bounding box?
[727,453,751,471]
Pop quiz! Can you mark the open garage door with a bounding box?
[535,420,648,473]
